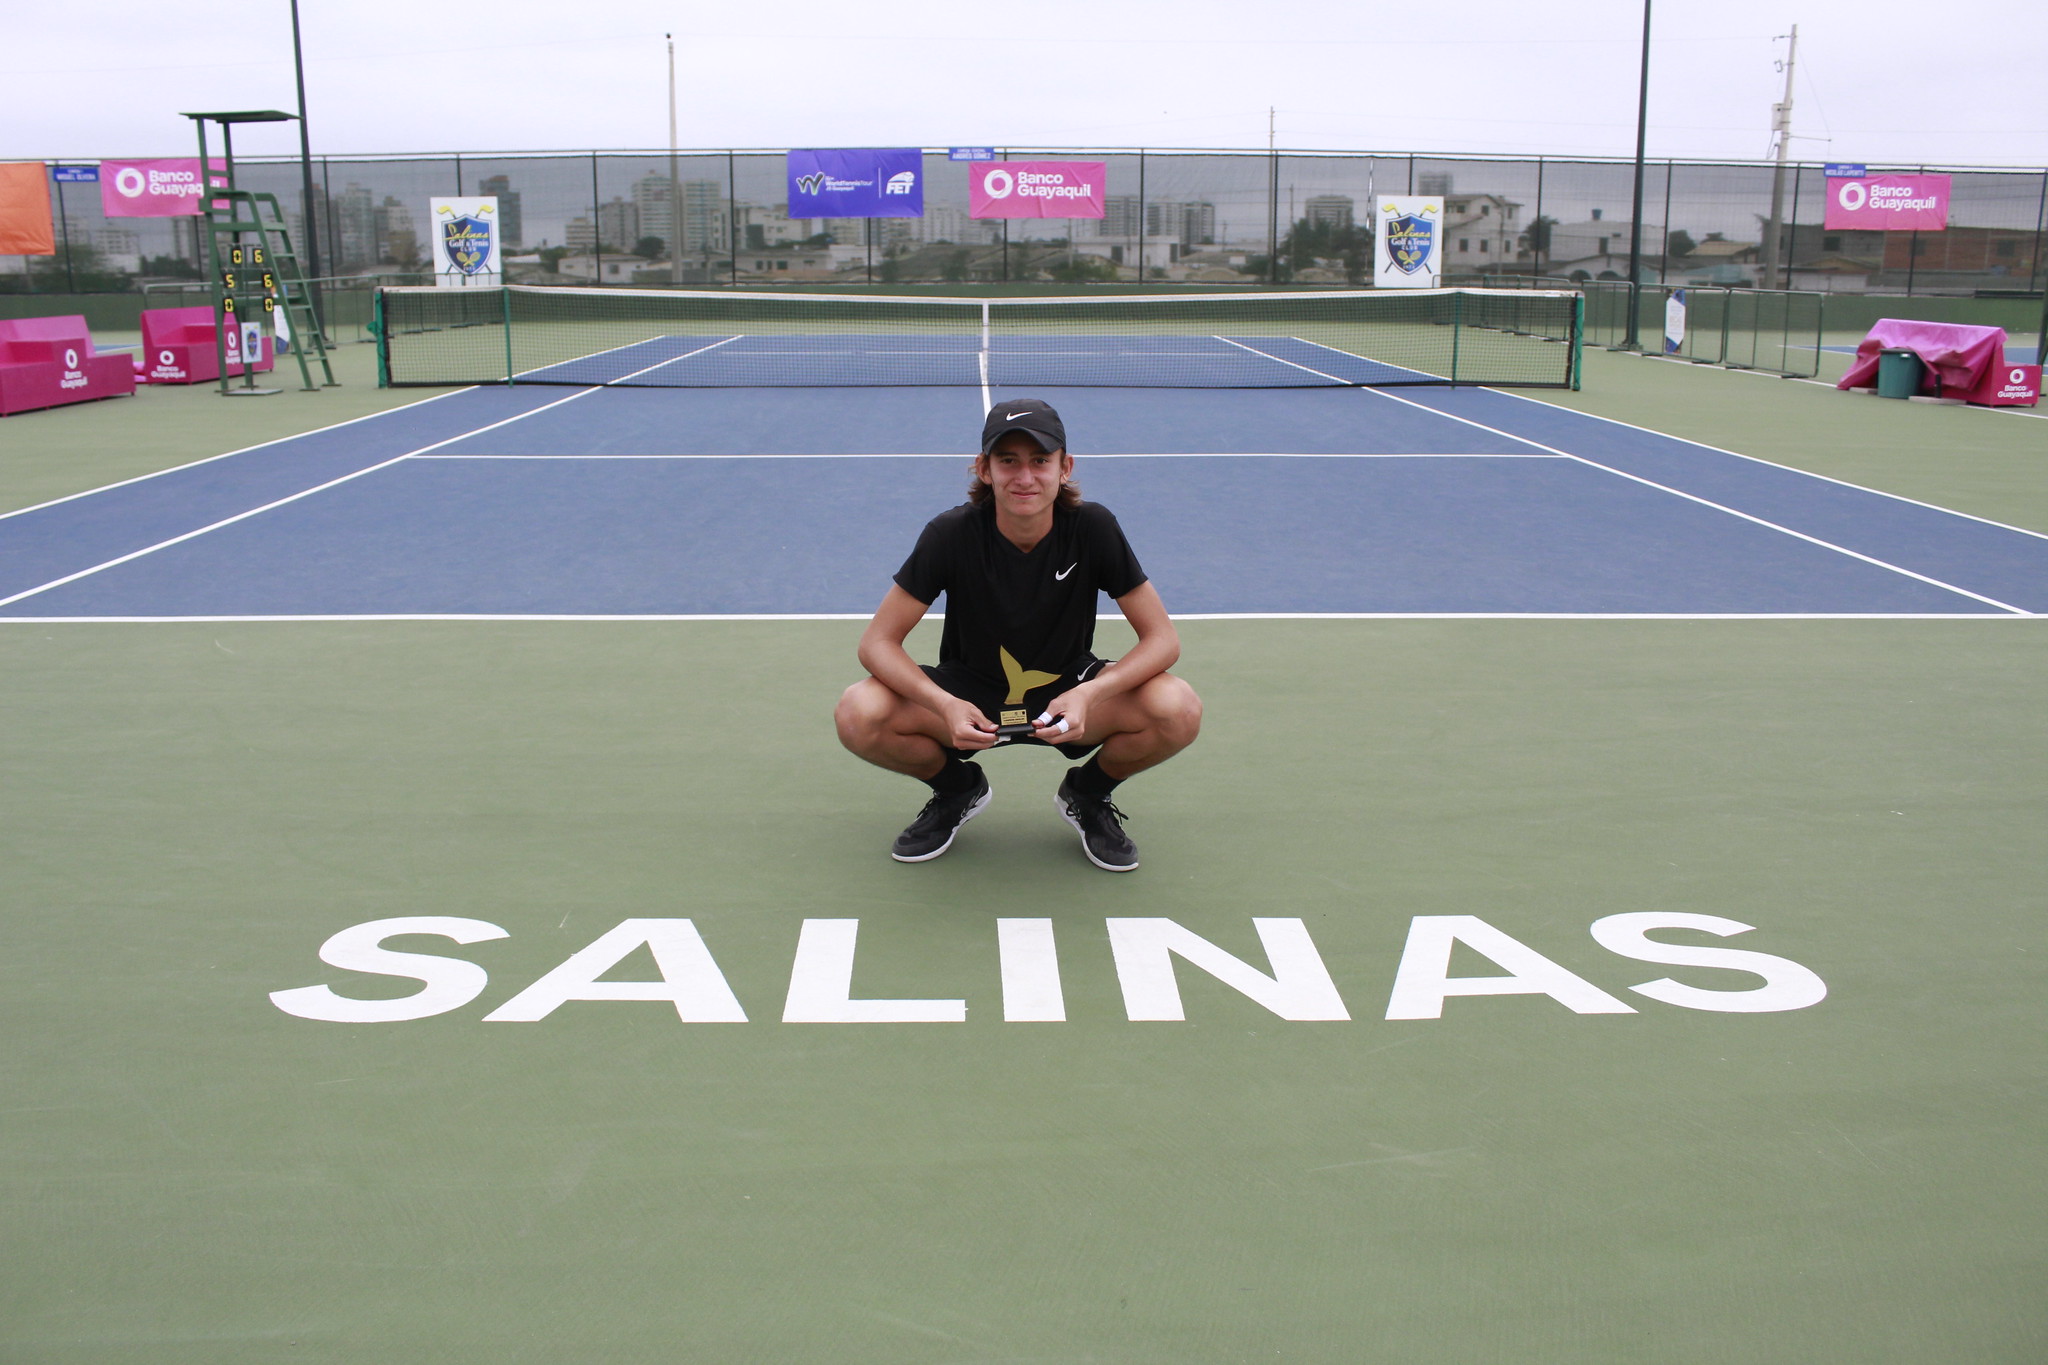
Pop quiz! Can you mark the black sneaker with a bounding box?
[1054,771,1139,872]
[891,766,991,862]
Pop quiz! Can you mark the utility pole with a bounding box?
[1621,0,1652,349]
[1266,106,1279,284]
[1761,24,1799,292]
[667,33,683,284]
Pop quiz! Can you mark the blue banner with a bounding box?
[948,147,995,162]
[51,165,99,182]
[786,148,924,219]
[1824,163,1867,178]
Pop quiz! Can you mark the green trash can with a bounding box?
[1877,347,1925,399]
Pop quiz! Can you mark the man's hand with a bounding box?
[1032,685,1092,743]
[937,696,998,750]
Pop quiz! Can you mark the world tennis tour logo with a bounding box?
[786,149,924,219]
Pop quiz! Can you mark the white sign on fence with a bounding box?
[429,197,502,287]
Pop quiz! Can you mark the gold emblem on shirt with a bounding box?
[999,647,1061,705]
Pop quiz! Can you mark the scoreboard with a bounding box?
[219,242,277,319]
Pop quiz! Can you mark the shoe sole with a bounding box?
[1054,794,1139,872]
[890,784,991,862]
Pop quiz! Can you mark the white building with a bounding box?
[1440,193,1520,271]
[1304,195,1354,230]
[632,175,673,249]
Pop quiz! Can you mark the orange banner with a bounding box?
[0,162,56,255]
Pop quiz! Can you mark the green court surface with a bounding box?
[4,346,2046,1362]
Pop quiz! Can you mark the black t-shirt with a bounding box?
[894,500,1148,695]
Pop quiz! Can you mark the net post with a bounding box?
[502,285,515,386]
[373,287,389,388]
[1449,290,1463,385]
[1571,291,1585,391]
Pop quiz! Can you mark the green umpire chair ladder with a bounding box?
[183,110,337,396]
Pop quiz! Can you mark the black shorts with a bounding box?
[923,656,1110,760]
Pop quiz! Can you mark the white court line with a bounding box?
[0,386,607,611]
[1472,356,2048,539]
[3,611,2035,625]
[410,450,1564,460]
[598,336,744,383]
[0,384,479,524]
[1220,338,2034,616]
[507,331,680,380]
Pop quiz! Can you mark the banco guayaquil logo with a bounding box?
[1383,204,1437,274]
[438,205,495,275]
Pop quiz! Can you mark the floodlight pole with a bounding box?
[667,33,682,284]
[289,0,324,332]
[1621,0,1652,350]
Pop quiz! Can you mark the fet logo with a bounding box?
[884,171,916,196]
[982,168,1014,199]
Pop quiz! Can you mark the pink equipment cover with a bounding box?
[0,315,137,415]
[1822,174,1950,231]
[137,305,273,384]
[99,159,222,217]
[1836,319,2022,403]
[969,161,1107,219]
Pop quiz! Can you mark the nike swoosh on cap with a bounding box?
[1005,410,1034,420]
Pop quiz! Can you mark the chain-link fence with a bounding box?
[7,148,2045,303]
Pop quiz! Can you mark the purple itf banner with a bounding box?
[786,148,923,219]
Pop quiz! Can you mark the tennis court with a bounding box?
[3,312,2045,1361]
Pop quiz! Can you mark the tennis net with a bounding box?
[377,285,1582,390]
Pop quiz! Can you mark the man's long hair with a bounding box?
[968,453,1083,509]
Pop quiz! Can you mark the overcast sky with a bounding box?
[5,0,2043,169]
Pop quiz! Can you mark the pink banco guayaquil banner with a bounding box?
[98,159,223,218]
[969,161,1106,219]
[1822,173,1951,231]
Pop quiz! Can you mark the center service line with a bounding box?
[0,385,611,611]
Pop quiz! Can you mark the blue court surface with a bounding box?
[3,380,2044,620]
[520,332,1425,388]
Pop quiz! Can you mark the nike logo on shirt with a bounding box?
[1055,563,1077,580]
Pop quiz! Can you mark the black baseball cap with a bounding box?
[981,398,1066,455]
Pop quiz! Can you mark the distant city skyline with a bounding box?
[4,0,2042,170]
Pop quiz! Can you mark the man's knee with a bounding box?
[835,679,893,753]
[1145,675,1203,749]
